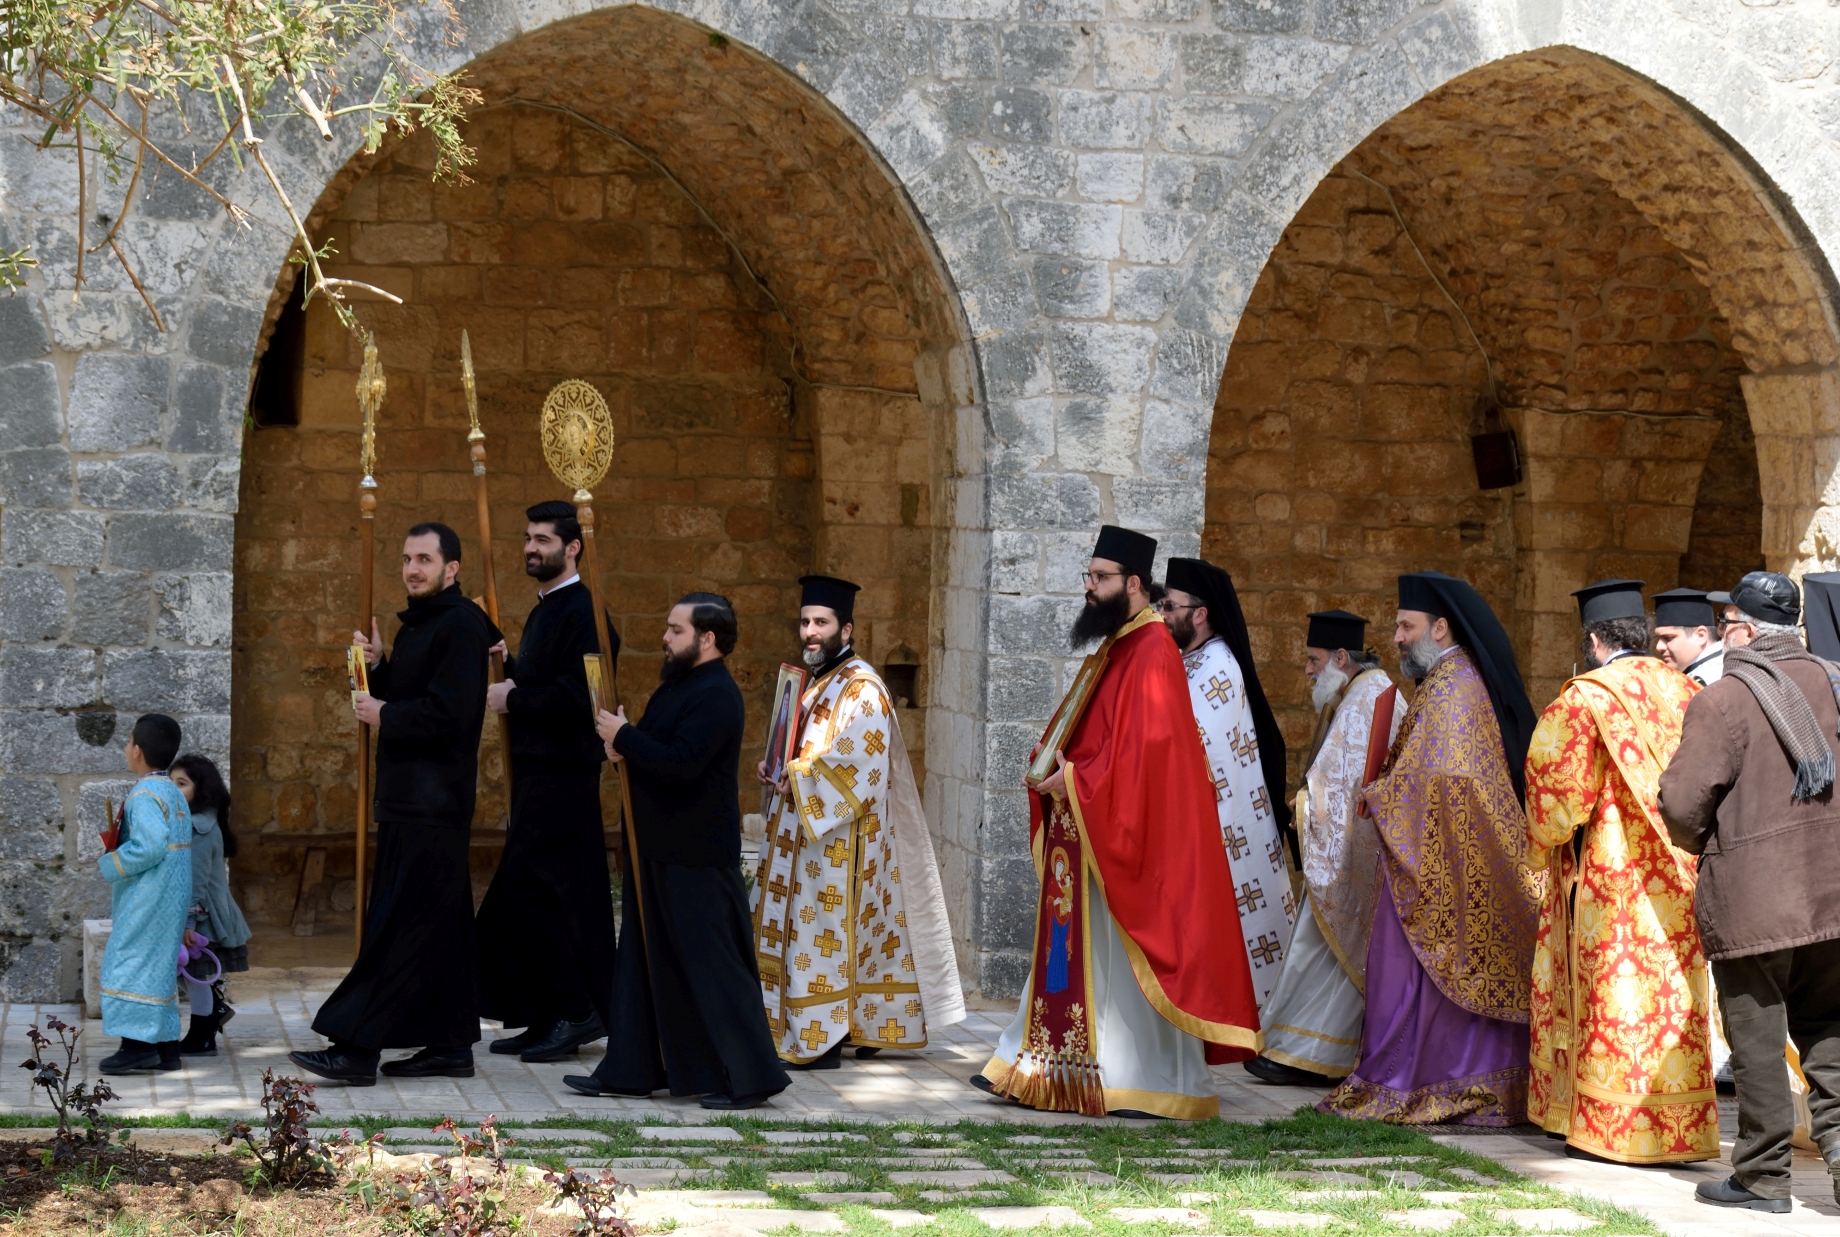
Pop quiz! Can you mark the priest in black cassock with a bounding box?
[293,522,499,1085]
[476,500,620,1062]
[562,592,788,1110]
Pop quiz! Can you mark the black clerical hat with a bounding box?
[798,574,860,623]
[1092,525,1157,583]
[1804,573,1840,659]
[1306,609,1369,653]
[1573,579,1647,625]
[1652,588,1716,630]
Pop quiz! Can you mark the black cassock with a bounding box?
[314,585,498,1052]
[588,657,788,1099]
[476,578,619,1030]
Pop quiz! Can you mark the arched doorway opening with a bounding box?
[1205,48,1840,778]
[228,8,966,938]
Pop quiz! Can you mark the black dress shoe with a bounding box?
[1109,1109,1159,1119]
[99,1041,162,1075]
[786,1040,844,1070]
[854,1045,881,1059]
[562,1074,652,1098]
[519,1015,606,1063]
[701,1089,780,1110]
[1244,1055,1335,1087]
[381,1047,475,1079]
[969,1074,1020,1103]
[490,1022,556,1055]
[1695,1177,1791,1212]
[289,1049,378,1086]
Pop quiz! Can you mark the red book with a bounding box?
[99,798,122,853]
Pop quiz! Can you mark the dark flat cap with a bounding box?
[1729,570,1800,626]
[1305,609,1368,653]
[1092,525,1157,582]
[798,574,860,622]
[1652,588,1715,630]
[1573,578,1647,625]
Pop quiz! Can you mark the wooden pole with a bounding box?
[355,484,374,957]
[576,498,647,949]
[461,331,513,795]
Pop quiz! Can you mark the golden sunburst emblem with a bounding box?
[539,379,614,502]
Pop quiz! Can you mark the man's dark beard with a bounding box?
[1071,589,1132,649]
[659,642,700,686]
[802,630,845,670]
[525,544,567,583]
[1166,609,1198,651]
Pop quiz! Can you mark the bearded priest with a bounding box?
[1247,609,1401,1087]
[974,526,1259,1119]
[752,575,964,1069]
[1161,557,1294,1007]
[1318,571,1543,1125]
[1523,579,1717,1163]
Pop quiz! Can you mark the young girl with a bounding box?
[169,754,251,1055]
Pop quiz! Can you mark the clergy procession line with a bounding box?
[90,510,1840,1217]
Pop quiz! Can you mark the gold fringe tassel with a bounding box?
[999,1048,1107,1117]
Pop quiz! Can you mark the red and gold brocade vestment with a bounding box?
[1523,653,1718,1164]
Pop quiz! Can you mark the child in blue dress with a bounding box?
[98,715,193,1074]
[170,754,251,1055]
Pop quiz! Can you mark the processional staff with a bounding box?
[352,336,385,958]
[461,331,513,793]
[539,379,648,947]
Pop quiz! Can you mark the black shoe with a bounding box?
[489,1022,557,1056]
[155,1041,183,1071]
[969,1074,1020,1103]
[1110,1110,1160,1119]
[381,1047,475,1079]
[289,1049,378,1086]
[99,1040,161,1075]
[854,1045,881,1059]
[1695,1177,1791,1212]
[701,1090,779,1110]
[786,1041,844,1070]
[1715,1078,1737,1095]
[519,1015,606,1063]
[562,1074,652,1098]
[179,1013,221,1057]
[1562,1143,1619,1164]
[1244,1055,1334,1087]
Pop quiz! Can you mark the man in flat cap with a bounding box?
[1162,557,1294,1009]
[1653,588,1725,687]
[1319,571,1542,1126]
[1661,570,1840,1213]
[1523,580,1716,1164]
[977,526,1259,1118]
[752,575,963,1070]
[1247,610,1401,1087]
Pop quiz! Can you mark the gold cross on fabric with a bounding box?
[1236,881,1266,915]
[1224,825,1250,860]
[880,932,903,959]
[775,828,797,859]
[767,874,789,902]
[804,794,826,820]
[1229,729,1258,765]
[823,836,851,867]
[1204,673,1233,707]
[835,763,860,788]
[817,884,845,912]
[863,813,882,841]
[865,729,886,756]
[1250,933,1283,966]
[1251,785,1269,816]
[761,919,784,948]
[877,1018,907,1044]
[1265,838,1284,868]
[799,1021,828,1051]
[809,974,834,995]
[814,928,844,957]
[811,701,832,725]
[1212,773,1231,803]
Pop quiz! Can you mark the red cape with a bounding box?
[1033,610,1260,1060]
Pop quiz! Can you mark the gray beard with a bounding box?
[802,631,844,669]
[1398,634,1445,680]
[1311,664,1350,711]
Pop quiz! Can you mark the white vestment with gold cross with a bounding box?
[1183,635,1295,1007]
[754,654,964,1062]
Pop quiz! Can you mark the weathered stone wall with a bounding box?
[7,0,1840,999]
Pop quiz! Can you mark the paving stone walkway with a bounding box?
[2,968,1837,1236]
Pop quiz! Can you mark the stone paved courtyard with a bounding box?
[1,968,1835,1237]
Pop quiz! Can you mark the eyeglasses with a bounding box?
[1156,600,1197,614]
[1080,570,1122,586]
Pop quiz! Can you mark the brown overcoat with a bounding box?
[1658,658,1840,960]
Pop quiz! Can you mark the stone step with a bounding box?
[641,1126,743,1142]
[1012,1159,1101,1172]
[768,1172,854,1187]
[1270,1170,1373,1187]
[810,1192,899,1205]
[973,1206,1091,1229]
[634,1190,776,1207]
[762,1131,870,1144]
[867,1209,933,1227]
[498,1128,617,1143]
[1299,1155,1435,1167]
[888,1170,1016,1186]
[919,1190,1006,1202]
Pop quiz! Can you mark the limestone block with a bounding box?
[0,298,52,366]
[169,364,241,453]
[1150,327,1229,403]
[105,512,234,572]
[1008,200,1122,260]
[1144,155,1232,213]
[1156,97,1275,156]
[0,778,61,861]
[970,145,1075,198]
[1179,33,1245,94]
[1076,153,1145,202]
[972,1208,1087,1229]
[0,361,62,450]
[867,90,951,181]
[1121,210,1206,265]
[1057,396,1142,471]
[77,455,181,512]
[0,568,65,642]
[1114,267,1180,322]
[1033,258,1112,319]
[184,297,264,368]
[1396,11,1473,90]
[102,649,232,713]
[988,87,1054,144]
[1001,26,1088,86]
[67,354,170,452]
[0,446,73,510]
[3,510,105,568]
[83,918,111,1019]
[1741,369,1840,436]
[1619,503,1695,553]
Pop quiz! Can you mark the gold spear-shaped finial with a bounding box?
[357,332,385,487]
[461,329,483,445]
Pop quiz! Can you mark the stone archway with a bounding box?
[1205,47,1840,772]
[229,9,972,935]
